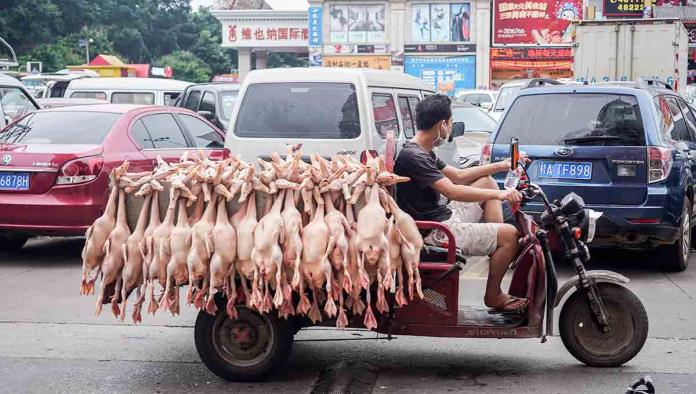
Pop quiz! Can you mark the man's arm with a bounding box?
[442,160,510,185]
[432,176,522,204]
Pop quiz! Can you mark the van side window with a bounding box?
[164,92,181,106]
[185,90,201,111]
[140,114,188,149]
[372,94,399,139]
[398,96,415,138]
[178,114,224,148]
[112,92,155,105]
[665,97,692,142]
[199,92,216,114]
[131,119,155,149]
[70,91,107,100]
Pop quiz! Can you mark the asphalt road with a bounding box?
[1,237,695,394]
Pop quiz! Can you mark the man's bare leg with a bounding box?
[483,224,526,309]
[469,176,504,224]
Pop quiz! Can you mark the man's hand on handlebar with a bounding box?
[496,189,524,204]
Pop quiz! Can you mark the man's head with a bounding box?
[415,94,452,148]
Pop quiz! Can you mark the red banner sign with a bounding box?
[490,47,572,60]
[493,0,582,45]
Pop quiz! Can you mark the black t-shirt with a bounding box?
[394,141,452,222]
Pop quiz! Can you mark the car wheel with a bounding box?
[658,199,691,272]
[0,235,28,252]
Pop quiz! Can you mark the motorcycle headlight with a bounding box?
[560,192,585,216]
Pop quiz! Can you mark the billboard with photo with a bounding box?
[410,3,471,43]
[329,4,385,43]
[492,0,582,45]
[404,56,476,95]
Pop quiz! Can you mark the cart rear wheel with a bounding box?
[559,283,648,367]
[194,306,293,381]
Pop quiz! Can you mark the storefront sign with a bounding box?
[492,0,582,45]
[222,20,308,47]
[404,56,476,95]
[329,4,386,44]
[490,59,572,88]
[323,44,390,55]
[688,26,696,47]
[603,0,646,17]
[410,3,472,43]
[309,47,322,67]
[404,43,476,53]
[490,47,572,60]
[149,66,173,78]
[323,55,392,70]
[308,7,323,46]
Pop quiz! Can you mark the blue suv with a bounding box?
[484,80,694,271]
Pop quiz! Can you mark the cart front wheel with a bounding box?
[194,306,293,381]
[559,283,648,367]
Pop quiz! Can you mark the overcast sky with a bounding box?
[190,0,308,10]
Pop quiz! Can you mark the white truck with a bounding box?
[572,19,688,94]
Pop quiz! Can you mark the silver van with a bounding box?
[225,68,434,161]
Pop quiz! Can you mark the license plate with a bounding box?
[0,172,30,191]
[538,161,592,180]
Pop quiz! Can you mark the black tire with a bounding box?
[559,283,648,367]
[658,199,691,272]
[0,235,28,252]
[194,306,293,382]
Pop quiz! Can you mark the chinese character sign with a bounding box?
[223,21,309,47]
[411,3,471,44]
[322,55,391,70]
[308,6,322,46]
[493,0,582,45]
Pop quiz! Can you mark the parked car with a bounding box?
[176,82,240,131]
[0,73,40,128]
[437,102,496,168]
[489,79,561,121]
[64,78,192,106]
[36,97,109,109]
[0,104,226,250]
[486,79,696,271]
[21,70,99,98]
[455,89,497,110]
[225,68,435,163]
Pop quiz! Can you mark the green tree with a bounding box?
[189,7,237,76]
[155,50,211,82]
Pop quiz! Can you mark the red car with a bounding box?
[0,104,227,250]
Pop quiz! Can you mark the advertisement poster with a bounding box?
[492,0,582,45]
[411,4,430,42]
[411,3,471,43]
[329,4,385,44]
[323,55,392,70]
[329,5,349,43]
[430,4,450,42]
[404,56,476,95]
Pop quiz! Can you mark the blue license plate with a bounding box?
[0,172,30,191]
[538,161,592,180]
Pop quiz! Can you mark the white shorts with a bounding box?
[424,201,499,256]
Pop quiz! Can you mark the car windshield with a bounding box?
[0,111,119,144]
[494,85,521,111]
[234,82,360,139]
[220,91,238,120]
[495,93,646,146]
[452,106,496,132]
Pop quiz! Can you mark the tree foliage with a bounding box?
[155,50,211,83]
[1,0,239,79]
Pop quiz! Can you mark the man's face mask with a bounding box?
[433,119,451,148]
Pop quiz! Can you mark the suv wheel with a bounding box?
[659,199,691,272]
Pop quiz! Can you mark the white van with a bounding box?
[225,68,434,162]
[64,78,193,106]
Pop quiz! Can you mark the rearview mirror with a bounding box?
[448,122,465,143]
[197,110,215,121]
[510,137,519,170]
[480,102,493,111]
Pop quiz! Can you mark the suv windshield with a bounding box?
[494,85,521,111]
[0,111,119,144]
[495,93,646,146]
[234,82,360,139]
